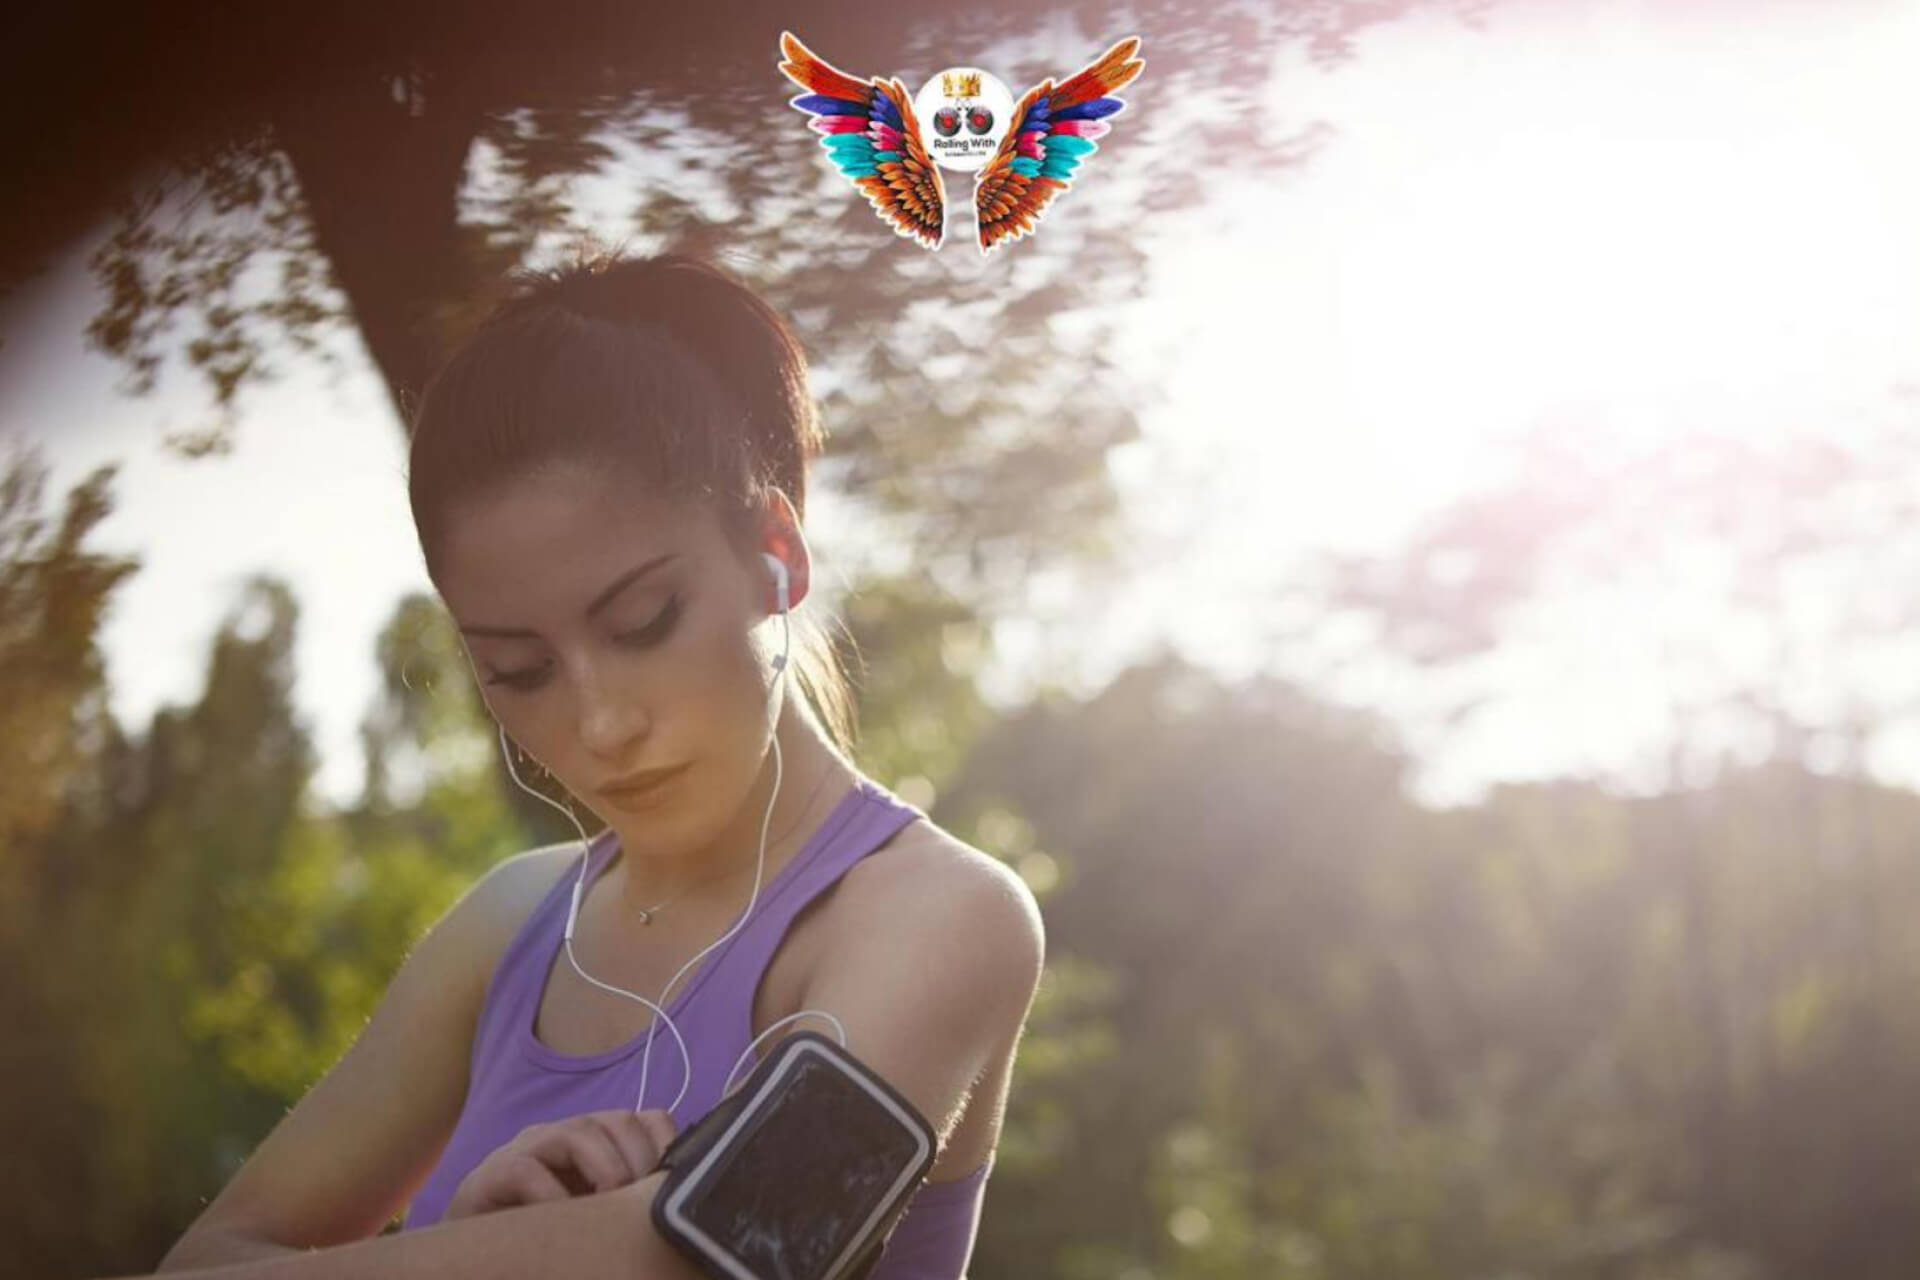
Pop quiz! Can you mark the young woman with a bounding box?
[142,253,1044,1279]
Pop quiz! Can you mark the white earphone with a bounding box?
[498,547,844,1116]
[761,552,790,673]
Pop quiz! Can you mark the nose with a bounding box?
[572,655,652,761]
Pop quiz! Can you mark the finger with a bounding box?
[484,1157,572,1211]
[632,1109,678,1169]
[573,1121,639,1191]
[531,1122,631,1192]
[596,1109,677,1178]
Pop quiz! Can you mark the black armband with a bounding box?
[651,1031,937,1280]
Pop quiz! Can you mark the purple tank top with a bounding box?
[401,778,992,1277]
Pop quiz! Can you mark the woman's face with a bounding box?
[432,460,782,856]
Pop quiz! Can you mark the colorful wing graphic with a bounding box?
[974,37,1144,256]
[779,31,946,251]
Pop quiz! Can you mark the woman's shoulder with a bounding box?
[868,813,1042,912]
[830,806,1046,987]
[446,840,588,978]
[479,839,587,913]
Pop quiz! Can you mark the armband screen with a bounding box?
[653,1032,935,1280]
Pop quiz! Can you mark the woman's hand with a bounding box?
[443,1109,676,1221]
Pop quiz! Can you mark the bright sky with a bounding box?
[1020,0,1920,805]
[10,0,1918,811]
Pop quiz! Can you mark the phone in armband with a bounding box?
[651,1030,937,1280]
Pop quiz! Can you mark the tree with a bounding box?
[945,649,1920,1279]
[0,447,139,859]
[0,447,141,1275]
[5,0,1490,604]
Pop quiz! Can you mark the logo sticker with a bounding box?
[913,67,1014,172]
[778,32,1144,256]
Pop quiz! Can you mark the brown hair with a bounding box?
[405,249,858,753]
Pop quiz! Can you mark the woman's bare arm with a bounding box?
[156,1228,301,1270]
[801,835,1046,1150]
[112,1173,700,1280]
[153,848,575,1267]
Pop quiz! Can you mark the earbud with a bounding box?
[761,552,790,616]
[761,553,790,675]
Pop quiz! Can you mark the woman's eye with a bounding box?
[486,664,549,692]
[617,593,683,648]
[484,595,682,694]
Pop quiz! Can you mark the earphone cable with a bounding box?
[495,555,847,1119]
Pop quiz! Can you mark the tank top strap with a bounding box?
[716,776,923,984]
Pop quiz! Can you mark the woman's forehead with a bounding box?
[433,466,724,625]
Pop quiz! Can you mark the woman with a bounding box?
[143,252,1044,1279]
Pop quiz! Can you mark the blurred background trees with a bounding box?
[14,436,1920,1278]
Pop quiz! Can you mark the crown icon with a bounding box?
[941,70,982,98]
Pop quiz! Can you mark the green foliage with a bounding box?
[0,447,144,1274]
[7,449,1920,1276]
[0,465,526,1269]
[952,659,1920,1280]
[840,573,995,800]
[0,445,140,856]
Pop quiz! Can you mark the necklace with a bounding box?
[624,758,840,925]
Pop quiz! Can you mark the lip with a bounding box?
[597,763,689,801]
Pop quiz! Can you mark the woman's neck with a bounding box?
[601,704,857,923]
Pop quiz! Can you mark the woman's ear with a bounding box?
[758,490,812,613]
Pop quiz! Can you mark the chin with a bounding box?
[590,754,762,847]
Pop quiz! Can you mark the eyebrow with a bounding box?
[458,553,679,639]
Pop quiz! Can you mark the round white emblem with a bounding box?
[912,67,1016,173]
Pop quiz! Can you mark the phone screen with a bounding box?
[680,1053,925,1278]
